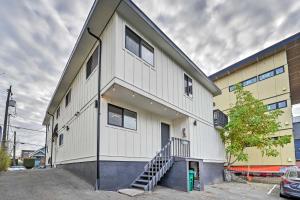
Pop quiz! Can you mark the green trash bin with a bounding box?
[189,170,195,191]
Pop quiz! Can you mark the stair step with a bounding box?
[136,179,149,184]
[132,183,146,189]
[140,174,151,178]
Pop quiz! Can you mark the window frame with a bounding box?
[125,26,154,66]
[86,45,99,79]
[107,104,137,131]
[184,73,193,98]
[65,89,71,108]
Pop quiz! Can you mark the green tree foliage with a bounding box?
[0,149,10,171]
[220,85,291,168]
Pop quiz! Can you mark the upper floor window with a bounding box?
[184,74,193,97]
[56,107,60,119]
[86,46,99,79]
[266,100,287,111]
[275,66,284,75]
[242,77,257,87]
[259,70,274,81]
[229,85,236,92]
[65,89,71,107]
[125,27,154,66]
[108,104,137,130]
[258,66,285,81]
[59,134,64,146]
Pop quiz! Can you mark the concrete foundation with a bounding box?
[57,160,146,191]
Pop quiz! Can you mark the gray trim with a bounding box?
[210,32,300,81]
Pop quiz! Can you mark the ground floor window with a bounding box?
[108,104,137,130]
[59,134,64,146]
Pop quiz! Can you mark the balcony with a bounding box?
[213,109,228,129]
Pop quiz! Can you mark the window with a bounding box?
[124,109,137,130]
[108,104,123,127]
[56,107,60,119]
[184,74,193,97]
[86,46,99,79]
[125,27,140,57]
[267,100,287,111]
[278,100,287,109]
[259,70,274,81]
[125,27,154,66]
[59,134,64,146]
[242,77,257,87]
[141,41,154,65]
[267,103,277,111]
[275,66,284,75]
[65,90,71,107]
[229,85,236,92]
[108,104,137,130]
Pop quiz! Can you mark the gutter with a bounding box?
[47,112,54,168]
[87,28,102,190]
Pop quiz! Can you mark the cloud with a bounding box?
[0,0,93,155]
[0,0,299,155]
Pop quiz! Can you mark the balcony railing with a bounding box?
[213,109,228,129]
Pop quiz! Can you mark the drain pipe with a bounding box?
[87,27,102,190]
[47,112,55,168]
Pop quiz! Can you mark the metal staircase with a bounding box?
[131,137,190,191]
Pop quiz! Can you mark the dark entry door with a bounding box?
[161,123,170,148]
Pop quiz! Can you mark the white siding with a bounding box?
[46,13,224,165]
[47,16,116,164]
[115,13,213,125]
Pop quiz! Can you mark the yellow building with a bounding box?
[210,32,300,171]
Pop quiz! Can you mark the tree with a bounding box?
[220,84,291,169]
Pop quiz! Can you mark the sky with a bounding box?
[0,0,299,155]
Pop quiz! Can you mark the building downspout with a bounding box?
[44,124,48,168]
[47,112,54,168]
[87,28,102,190]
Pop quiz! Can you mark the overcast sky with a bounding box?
[0,0,299,155]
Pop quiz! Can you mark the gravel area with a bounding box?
[0,168,284,200]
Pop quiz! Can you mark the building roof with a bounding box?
[43,0,221,125]
[209,32,300,81]
[29,147,46,158]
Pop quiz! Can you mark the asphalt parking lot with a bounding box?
[0,168,286,200]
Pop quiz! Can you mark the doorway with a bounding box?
[161,123,170,148]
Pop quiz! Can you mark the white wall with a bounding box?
[114,13,213,125]
[46,12,224,165]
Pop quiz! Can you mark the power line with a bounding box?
[0,124,45,133]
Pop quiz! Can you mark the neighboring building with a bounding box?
[21,150,35,159]
[29,147,46,167]
[210,32,300,171]
[294,116,300,166]
[42,0,225,192]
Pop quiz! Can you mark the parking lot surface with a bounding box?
[0,168,284,200]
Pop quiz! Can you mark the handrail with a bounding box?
[144,137,190,190]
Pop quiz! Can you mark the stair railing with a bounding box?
[172,137,190,157]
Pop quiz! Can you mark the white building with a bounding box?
[43,0,225,192]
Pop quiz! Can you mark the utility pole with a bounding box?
[12,131,16,166]
[1,85,12,151]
